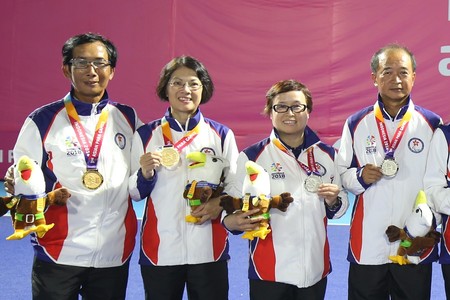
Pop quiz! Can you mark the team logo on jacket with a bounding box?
[115,133,126,150]
[365,135,377,154]
[315,163,327,176]
[270,162,285,179]
[270,162,326,179]
[408,138,424,153]
[200,147,216,155]
[65,136,82,156]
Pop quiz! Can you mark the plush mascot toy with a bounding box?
[0,155,70,240]
[220,160,293,240]
[183,151,229,223]
[385,190,441,265]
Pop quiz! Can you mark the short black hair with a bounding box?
[264,79,313,116]
[62,32,118,67]
[371,43,416,73]
[156,56,214,104]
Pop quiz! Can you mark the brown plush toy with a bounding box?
[183,151,228,223]
[220,193,293,215]
[1,155,70,240]
[0,196,9,217]
[385,190,441,265]
[220,160,293,240]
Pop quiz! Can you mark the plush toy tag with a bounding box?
[242,193,250,212]
[187,180,198,199]
[37,198,45,212]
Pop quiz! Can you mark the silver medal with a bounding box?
[381,158,399,177]
[304,174,322,193]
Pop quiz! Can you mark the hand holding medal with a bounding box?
[361,163,384,185]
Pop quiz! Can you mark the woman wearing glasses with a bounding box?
[222,79,348,300]
[128,56,238,300]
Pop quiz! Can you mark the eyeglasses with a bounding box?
[169,80,203,91]
[70,58,111,69]
[272,104,308,113]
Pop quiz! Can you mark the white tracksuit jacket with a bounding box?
[13,90,142,268]
[337,97,441,265]
[424,125,450,264]
[129,108,238,266]
[228,127,348,288]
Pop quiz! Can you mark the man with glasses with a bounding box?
[4,32,142,299]
[222,79,348,300]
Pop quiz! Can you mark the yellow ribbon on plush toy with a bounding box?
[186,180,202,206]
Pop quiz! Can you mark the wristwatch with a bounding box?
[325,196,342,211]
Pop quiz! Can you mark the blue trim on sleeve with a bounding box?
[325,199,343,219]
[357,167,371,190]
[137,120,161,149]
[203,117,231,152]
[414,105,441,131]
[243,138,271,162]
[113,102,139,132]
[222,215,244,235]
[137,168,158,199]
[346,105,374,142]
[28,99,65,191]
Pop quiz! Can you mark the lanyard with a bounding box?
[272,138,319,176]
[64,96,108,170]
[374,102,412,158]
[161,117,200,152]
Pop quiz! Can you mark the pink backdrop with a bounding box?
[1,0,450,174]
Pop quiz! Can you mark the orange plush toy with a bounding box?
[1,155,70,240]
[183,151,229,223]
[220,160,293,240]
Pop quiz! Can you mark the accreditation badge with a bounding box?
[159,146,180,169]
[82,169,104,190]
[381,158,399,177]
[304,174,323,193]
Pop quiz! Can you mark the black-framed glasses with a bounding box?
[169,80,203,91]
[272,104,308,113]
[70,58,111,69]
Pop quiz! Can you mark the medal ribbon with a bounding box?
[64,96,109,170]
[161,117,200,153]
[374,103,412,158]
[272,139,319,176]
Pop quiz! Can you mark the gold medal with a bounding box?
[160,146,180,168]
[82,170,103,190]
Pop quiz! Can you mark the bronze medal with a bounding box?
[160,146,180,168]
[381,158,399,177]
[304,174,322,193]
[82,170,104,190]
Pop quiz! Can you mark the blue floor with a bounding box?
[0,189,446,299]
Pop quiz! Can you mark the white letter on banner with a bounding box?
[439,46,450,76]
[8,150,13,163]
